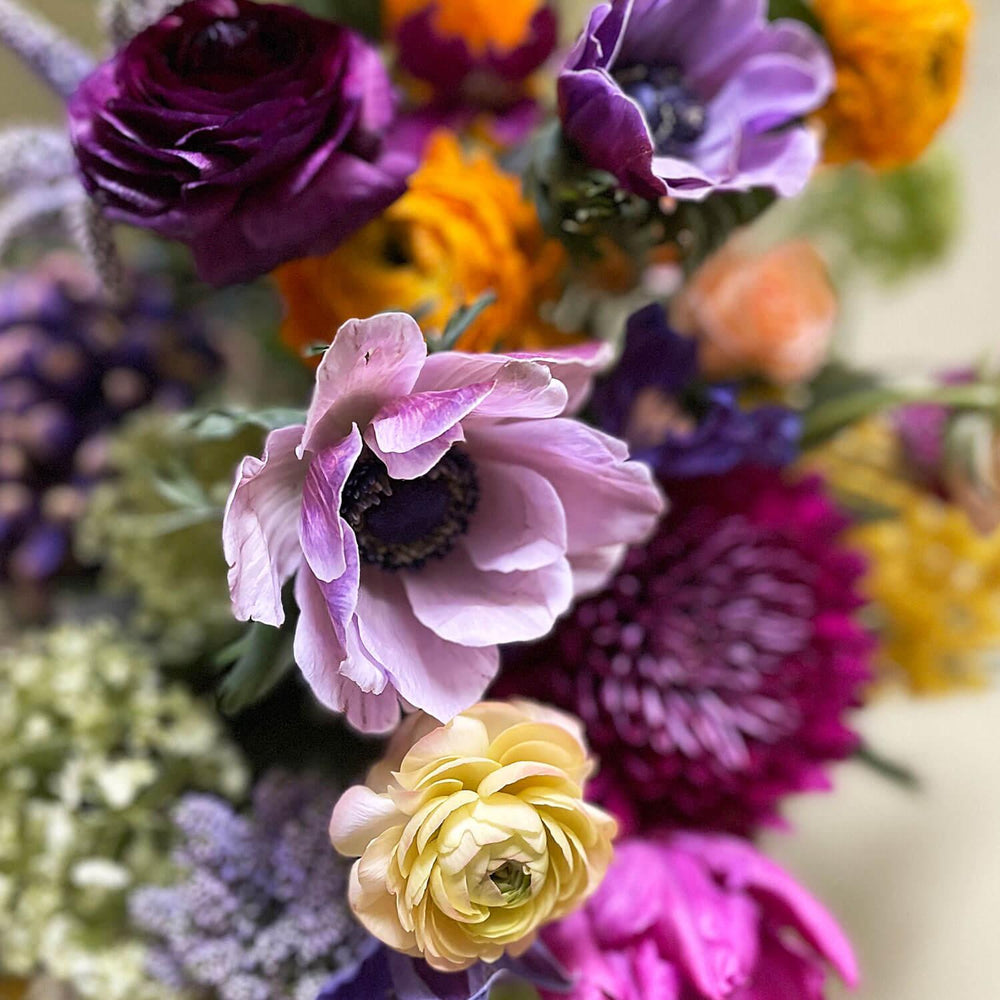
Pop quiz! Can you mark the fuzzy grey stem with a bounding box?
[65,198,128,304]
[0,0,96,98]
[99,0,176,45]
[0,179,83,257]
[0,126,75,190]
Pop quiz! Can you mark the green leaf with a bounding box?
[662,187,778,275]
[217,621,296,715]
[768,0,824,34]
[301,0,382,37]
[430,292,498,353]
[186,406,307,440]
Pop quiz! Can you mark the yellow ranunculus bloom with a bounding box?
[814,0,972,169]
[275,133,577,360]
[383,0,545,56]
[329,700,616,972]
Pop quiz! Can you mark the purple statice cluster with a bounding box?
[0,252,219,586]
[131,771,367,1000]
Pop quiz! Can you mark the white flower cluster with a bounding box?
[0,622,248,999]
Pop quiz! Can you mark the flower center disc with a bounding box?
[489,860,532,904]
[340,448,479,571]
[616,65,708,153]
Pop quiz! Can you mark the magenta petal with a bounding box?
[463,458,567,573]
[402,545,574,646]
[223,424,307,627]
[354,569,498,722]
[675,834,859,989]
[302,313,426,453]
[299,426,363,582]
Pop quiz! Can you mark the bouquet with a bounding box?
[0,0,983,998]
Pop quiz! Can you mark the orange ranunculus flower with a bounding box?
[814,0,972,169]
[671,240,837,385]
[275,133,579,359]
[384,0,545,57]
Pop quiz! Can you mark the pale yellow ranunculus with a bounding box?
[329,700,616,972]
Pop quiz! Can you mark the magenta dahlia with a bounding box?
[497,466,872,835]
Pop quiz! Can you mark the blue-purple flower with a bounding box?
[68,0,414,286]
[557,0,834,200]
[591,303,800,478]
[130,771,367,1000]
[319,938,570,1000]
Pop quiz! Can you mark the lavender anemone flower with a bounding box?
[558,0,834,200]
[591,303,800,478]
[541,836,858,1000]
[68,0,414,286]
[223,313,663,733]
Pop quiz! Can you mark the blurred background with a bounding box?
[1,2,998,998]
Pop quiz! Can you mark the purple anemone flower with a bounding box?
[591,303,800,478]
[223,313,663,733]
[541,835,858,1000]
[558,0,834,200]
[68,0,415,286]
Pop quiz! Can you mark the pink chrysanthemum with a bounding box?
[541,835,858,1000]
[223,313,663,734]
[498,467,871,835]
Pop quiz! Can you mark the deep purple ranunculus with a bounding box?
[591,304,800,478]
[68,0,414,286]
[558,0,834,200]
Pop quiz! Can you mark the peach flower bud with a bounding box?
[329,700,616,972]
[672,240,837,384]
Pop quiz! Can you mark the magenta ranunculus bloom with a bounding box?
[542,836,858,1000]
[68,0,414,286]
[558,0,834,200]
[222,313,664,733]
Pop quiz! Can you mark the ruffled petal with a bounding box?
[223,424,306,627]
[463,459,568,573]
[468,418,665,561]
[302,313,427,453]
[299,425,363,582]
[401,545,574,647]
[354,570,499,722]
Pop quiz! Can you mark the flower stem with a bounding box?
[0,0,95,98]
[801,383,1000,448]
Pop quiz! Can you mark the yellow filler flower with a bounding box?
[275,133,576,359]
[329,700,616,972]
[814,0,972,169]
[852,493,1000,694]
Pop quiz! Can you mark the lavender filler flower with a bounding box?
[131,772,368,1000]
[558,0,834,200]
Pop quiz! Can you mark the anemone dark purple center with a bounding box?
[340,448,479,571]
[175,16,301,85]
[615,65,708,154]
[572,512,813,770]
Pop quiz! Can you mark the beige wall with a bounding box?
[1,2,998,998]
